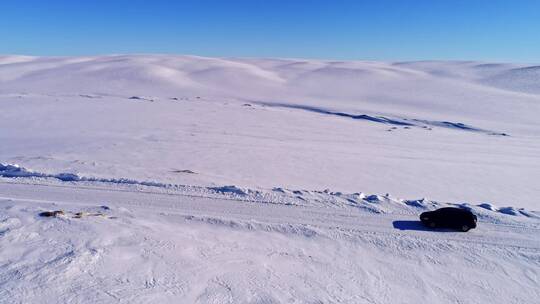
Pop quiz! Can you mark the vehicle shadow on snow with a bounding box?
[392,220,453,232]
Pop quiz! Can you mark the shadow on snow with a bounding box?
[392,220,454,232]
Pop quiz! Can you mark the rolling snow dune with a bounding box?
[482,65,540,94]
[0,54,539,210]
[1,55,539,130]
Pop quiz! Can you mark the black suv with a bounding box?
[420,207,477,232]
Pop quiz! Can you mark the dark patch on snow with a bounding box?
[56,173,81,182]
[470,203,538,218]
[272,187,288,194]
[0,164,36,178]
[365,195,383,203]
[128,96,155,102]
[393,220,432,231]
[518,209,540,219]
[79,94,102,99]
[498,207,521,216]
[209,185,248,196]
[411,119,508,136]
[392,220,455,232]
[403,199,427,208]
[171,169,196,174]
[39,210,65,217]
[478,203,498,211]
[254,101,508,136]
[474,63,506,69]
[257,102,414,126]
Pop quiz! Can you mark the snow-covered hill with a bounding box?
[1,55,539,303]
[1,55,539,209]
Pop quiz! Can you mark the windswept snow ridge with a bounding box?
[256,102,509,135]
[1,163,538,220]
[0,163,168,186]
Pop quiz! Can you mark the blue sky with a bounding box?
[1,0,539,61]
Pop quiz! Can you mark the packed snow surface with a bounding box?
[1,55,540,303]
[0,180,539,303]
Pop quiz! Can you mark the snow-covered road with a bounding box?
[1,180,538,303]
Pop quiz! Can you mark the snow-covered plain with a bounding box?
[0,55,539,303]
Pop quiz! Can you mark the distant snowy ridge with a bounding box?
[1,55,539,96]
[1,55,539,129]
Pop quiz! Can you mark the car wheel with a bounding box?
[429,222,436,228]
[461,225,470,232]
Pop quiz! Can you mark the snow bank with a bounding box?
[1,163,538,219]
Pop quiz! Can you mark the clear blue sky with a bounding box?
[1,0,539,61]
